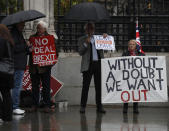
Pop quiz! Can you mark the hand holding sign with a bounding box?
[103,33,108,38]
[86,36,91,44]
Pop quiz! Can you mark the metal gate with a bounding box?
[55,0,169,52]
[0,0,23,23]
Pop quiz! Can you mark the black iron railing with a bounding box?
[1,0,169,53]
[55,0,169,53]
[55,15,169,52]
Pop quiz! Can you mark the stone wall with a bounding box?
[23,0,57,39]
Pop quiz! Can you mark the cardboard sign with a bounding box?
[22,66,32,90]
[101,56,168,103]
[94,35,115,51]
[22,66,63,97]
[29,35,57,66]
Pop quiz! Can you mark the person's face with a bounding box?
[37,24,46,36]
[16,22,25,32]
[128,41,136,51]
[86,25,95,36]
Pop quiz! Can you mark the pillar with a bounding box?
[23,0,57,39]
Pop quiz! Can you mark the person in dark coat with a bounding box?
[122,39,145,114]
[0,24,14,121]
[28,21,58,113]
[11,22,29,115]
[78,22,106,114]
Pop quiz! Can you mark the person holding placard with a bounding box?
[122,39,145,114]
[28,21,58,113]
[78,22,106,114]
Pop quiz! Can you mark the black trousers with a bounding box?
[80,61,102,109]
[30,70,51,107]
[0,87,12,121]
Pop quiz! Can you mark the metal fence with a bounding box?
[0,16,5,22]
[0,0,23,15]
[55,0,169,53]
[1,0,169,53]
[56,15,169,52]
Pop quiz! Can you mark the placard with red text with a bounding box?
[101,56,168,103]
[22,66,63,97]
[30,35,57,66]
[94,35,115,51]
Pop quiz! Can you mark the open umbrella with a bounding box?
[1,10,45,26]
[64,2,110,21]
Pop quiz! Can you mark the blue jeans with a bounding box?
[12,70,24,109]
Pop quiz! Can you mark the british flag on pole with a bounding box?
[136,18,145,54]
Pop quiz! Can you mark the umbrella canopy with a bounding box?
[1,10,45,26]
[64,2,110,21]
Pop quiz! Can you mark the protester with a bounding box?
[0,24,14,121]
[28,21,58,113]
[11,22,29,115]
[122,39,145,114]
[78,22,106,114]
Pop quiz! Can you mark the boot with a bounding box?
[97,107,106,114]
[80,106,85,114]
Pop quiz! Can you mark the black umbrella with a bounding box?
[1,10,45,26]
[64,2,110,21]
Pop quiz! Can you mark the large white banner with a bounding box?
[101,56,168,103]
[94,35,115,51]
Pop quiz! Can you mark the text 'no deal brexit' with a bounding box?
[29,35,57,66]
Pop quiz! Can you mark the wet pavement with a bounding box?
[0,106,169,131]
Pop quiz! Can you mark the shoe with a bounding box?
[80,107,85,114]
[123,108,128,114]
[0,118,3,123]
[0,118,3,125]
[43,107,54,113]
[133,109,139,114]
[13,109,25,115]
[13,115,24,121]
[97,108,106,114]
[27,106,37,113]
[1,116,12,122]
[50,105,56,109]
[1,117,12,122]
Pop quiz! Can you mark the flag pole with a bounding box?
[135,17,145,54]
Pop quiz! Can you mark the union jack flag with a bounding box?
[136,18,145,54]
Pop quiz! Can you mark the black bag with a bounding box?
[0,42,14,76]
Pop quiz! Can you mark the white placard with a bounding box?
[101,56,168,103]
[94,35,115,51]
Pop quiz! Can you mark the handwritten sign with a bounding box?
[22,66,63,97]
[29,35,57,66]
[101,56,168,103]
[94,35,115,51]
